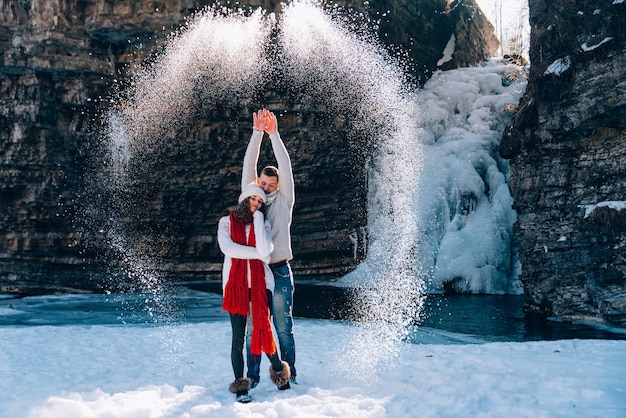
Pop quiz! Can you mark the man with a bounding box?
[242,109,297,389]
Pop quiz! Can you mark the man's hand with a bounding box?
[265,111,278,135]
[253,110,266,132]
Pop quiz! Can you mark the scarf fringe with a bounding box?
[250,328,277,355]
[222,284,249,317]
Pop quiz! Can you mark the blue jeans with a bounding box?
[247,261,296,382]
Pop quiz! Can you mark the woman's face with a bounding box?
[248,195,264,213]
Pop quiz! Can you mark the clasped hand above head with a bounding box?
[253,109,278,135]
[252,109,266,132]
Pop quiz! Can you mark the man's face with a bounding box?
[258,174,279,194]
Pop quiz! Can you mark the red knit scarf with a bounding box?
[222,212,277,355]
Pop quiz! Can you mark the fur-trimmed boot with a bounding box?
[269,361,291,390]
[228,377,252,403]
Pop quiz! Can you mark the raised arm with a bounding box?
[265,112,295,207]
[241,129,263,189]
[241,110,268,188]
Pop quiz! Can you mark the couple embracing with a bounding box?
[217,109,297,403]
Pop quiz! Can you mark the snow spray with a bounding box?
[278,1,426,378]
[99,0,426,379]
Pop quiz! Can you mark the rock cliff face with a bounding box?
[501,0,626,326]
[0,0,496,293]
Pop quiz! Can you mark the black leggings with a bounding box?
[229,293,282,380]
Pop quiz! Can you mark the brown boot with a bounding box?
[229,377,252,403]
[228,377,251,394]
[269,361,291,390]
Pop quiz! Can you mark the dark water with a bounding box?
[1,282,625,343]
[289,284,626,343]
[419,293,626,342]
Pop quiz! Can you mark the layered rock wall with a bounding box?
[1,0,496,292]
[501,0,626,326]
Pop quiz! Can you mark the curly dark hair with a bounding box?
[228,197,266,223]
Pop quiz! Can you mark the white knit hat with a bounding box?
[238,182,267,203]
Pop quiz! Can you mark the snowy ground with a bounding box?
[1,291,626,418]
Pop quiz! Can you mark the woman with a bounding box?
[217,182,291,403]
